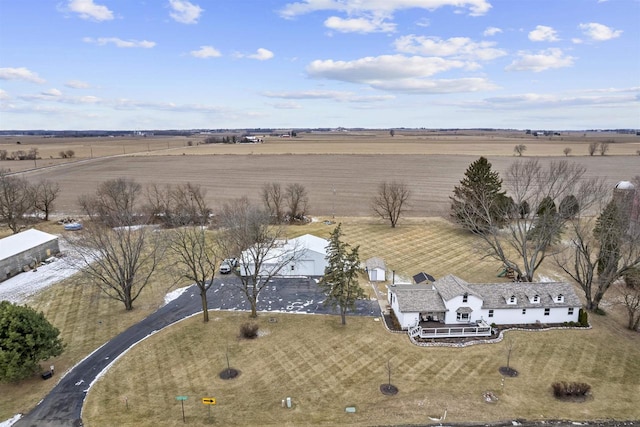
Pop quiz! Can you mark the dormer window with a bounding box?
[532,294,540,303]
[462,293,468,303]
[556,294,564,303]
[507,295,517,305]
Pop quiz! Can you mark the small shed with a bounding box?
[365,257,386,282]
[0,229,59,282]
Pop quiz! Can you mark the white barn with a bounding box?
[239,234,328,277]
[388,274,581,330]
[0,229,59,282]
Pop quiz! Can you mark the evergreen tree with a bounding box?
[318,224,366,325]
[450,156,507,233]
[0,301,65,382]
[594,201,623,282]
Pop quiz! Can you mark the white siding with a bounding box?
[443,294,483,324]
[479,306,580,324]
[368,267,385,282]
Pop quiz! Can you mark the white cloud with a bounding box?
[270,101,303,109]
[0,89,9,100]
[41,88,62,97]
[528,25,559,42]
[83,37,156,48]
[169,0,203,24]
[279,0,491,19]
[190,46,221,58]
[0,67,45,84]
[477,91,638,110]
[571,38,583,44]
[394,35,506,61]
[505,48,575,72]
[262,90,395,102]
[307,55,467,83]
[248,48,275,60]
[578,22,622,41]
[67,0,113,21]
[370,77,498,93]
[324,16,396,33]
[483,26,502,37]
[65,80,90,89]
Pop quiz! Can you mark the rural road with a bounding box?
[14,276,380,427]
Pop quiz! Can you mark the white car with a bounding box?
[219,258,237,274]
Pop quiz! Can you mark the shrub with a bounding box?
[240,322,259,339]
[578,309,589,326]
[552,381,591,399]
[65,150,75,158]
[388,309,402,331]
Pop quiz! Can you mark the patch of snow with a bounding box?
[0,414,22,427]
[163,286,191,306]
[0,245,81,304]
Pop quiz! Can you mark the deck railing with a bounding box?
[409,321,492,339]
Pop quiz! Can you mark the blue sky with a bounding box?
[0,0,638,130]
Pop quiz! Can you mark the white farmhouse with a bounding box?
[388,274,581,331]
[239,234,328,277]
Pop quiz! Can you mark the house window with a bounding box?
[291,265,295,271]
[533,295,539,303]
[556,294,564,302]
[522,308,527,315]
[508,295,516,304]
[456,312,470,321]
[544,308,550,316]
[488,310,494,318]
[568,308,574,315]
[462,293,468,303]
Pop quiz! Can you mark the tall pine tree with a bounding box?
[318,224,365,325]
[450,156,508,233]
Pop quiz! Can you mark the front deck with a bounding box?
[408,320,493,339]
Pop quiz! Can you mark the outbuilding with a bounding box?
[239,234,329,277]
[365,257,386,282]
[0,229,60,282]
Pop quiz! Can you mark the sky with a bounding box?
[0,0,638,130]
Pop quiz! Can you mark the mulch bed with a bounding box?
[219,368,240,380]
[499,366,518,377]
[380,384,398,395]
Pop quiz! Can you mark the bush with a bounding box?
[578,309,589,326]
[240,322,259,339]
[552,381,591,399]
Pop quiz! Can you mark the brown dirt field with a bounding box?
[17,153,640,218]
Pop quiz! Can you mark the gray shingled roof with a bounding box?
[466,282,581,309]
[390,279,581,313]
[433,274,479,301]
[390,284,447,312]
[365,257,386,270]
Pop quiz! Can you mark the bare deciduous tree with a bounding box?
[456,159,605,282]
[70,221,164,311]
[563,147,572,157]
[514,144,527,156]
[32,179,60,221]
[372,180,410,228]
[262,182,284,224]
[169,183,211,226]
[216,198,301,317]
[285,183,309,221]
[0,169,33,233]
[599,140,610,156]
[555,176,640,311]
[71,178,164,311]
[78,178,142,227]
[588,142,598,156]
[168,226,217,322]
[614,282,640,331]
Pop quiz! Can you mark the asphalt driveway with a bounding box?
[14,276,380,427]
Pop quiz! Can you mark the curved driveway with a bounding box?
[15,276,380,427]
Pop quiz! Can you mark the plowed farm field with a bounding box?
[4,131,638,218]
